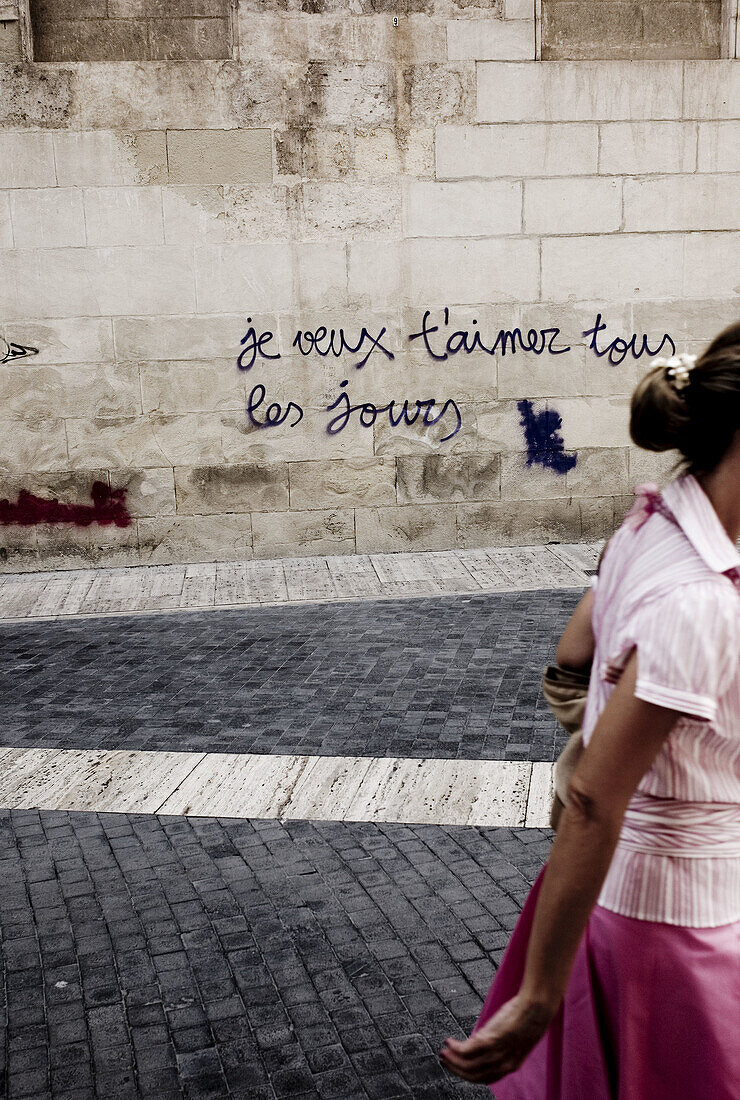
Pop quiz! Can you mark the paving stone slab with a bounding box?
[0,546,594,623]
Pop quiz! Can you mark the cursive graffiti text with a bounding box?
[326,381,462,442]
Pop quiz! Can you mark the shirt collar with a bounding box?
[661,473,740,575]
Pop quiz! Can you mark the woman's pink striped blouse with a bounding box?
[583,473,740,927]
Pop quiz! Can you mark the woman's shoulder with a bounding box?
[642,573,739,619]
[595,516,738,634]
[632,580,740,690]
[597,510,701,591]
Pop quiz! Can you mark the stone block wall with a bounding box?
[0,1,738,570]
[30,0,232,62]
[541,1,723,60]
[0,14,22,62]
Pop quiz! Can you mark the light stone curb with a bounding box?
[0,544,600,622]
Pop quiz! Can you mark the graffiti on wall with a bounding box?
[0,482,132,528]
[0,311,677,532]
[517,400,577,474]
[0,335,131,530]
[1,338,39,364]
[237,311,676,462]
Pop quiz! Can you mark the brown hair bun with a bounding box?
[630,362,691,453]
[629,321,740,475]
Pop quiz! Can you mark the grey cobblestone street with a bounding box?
[0,584,566,1098]
[1,589,579,762]
[0,811,550,1100]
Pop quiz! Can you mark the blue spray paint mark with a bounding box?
[517,399,577,475]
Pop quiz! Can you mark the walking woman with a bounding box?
[441,321,740,1098]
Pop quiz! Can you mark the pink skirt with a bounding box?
[473,865,740,1099]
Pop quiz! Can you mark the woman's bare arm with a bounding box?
[441,651,681,1084]
[517,652,678,1007]
[555,588,595,670]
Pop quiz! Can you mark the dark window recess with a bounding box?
[541,0,722,60]
[30,0,231,62]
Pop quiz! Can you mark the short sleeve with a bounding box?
[630,582,740,722]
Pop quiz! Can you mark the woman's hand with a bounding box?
[439,993,555,1084]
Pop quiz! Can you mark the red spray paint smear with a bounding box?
[0,482,132,528]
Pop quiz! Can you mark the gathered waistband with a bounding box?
[618,792,740,859]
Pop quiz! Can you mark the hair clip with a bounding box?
[651,353,697,393]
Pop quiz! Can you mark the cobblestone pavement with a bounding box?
[0,809,551,1100]
[0,584,570,1097]
[2,588,580,762]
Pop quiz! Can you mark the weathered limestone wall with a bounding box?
[0,2,738,570]
[541,1,723,60]
[0,13,22,62]
[30,0,232,63]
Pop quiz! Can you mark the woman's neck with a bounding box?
[697,435,740,544]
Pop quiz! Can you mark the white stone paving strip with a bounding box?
[328,757,531,828]
[180,563,218,607]
[525,762,557,828]
[0,544,598,622]
[159,752,315,820]
[0,747,555,828]
[326,555,386,599]
[0,747,206,815]
[548,543,602,575]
